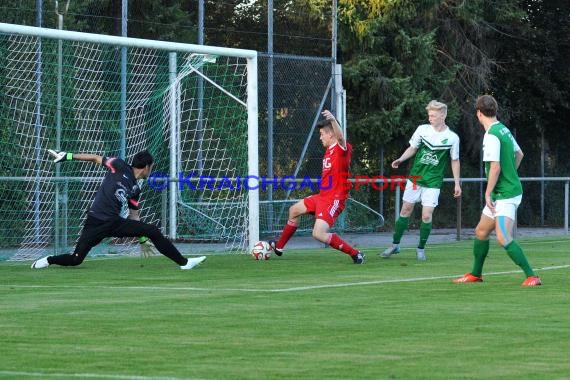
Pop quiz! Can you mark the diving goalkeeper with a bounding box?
[31,150,206,270]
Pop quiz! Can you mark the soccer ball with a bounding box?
[251,241,272,260]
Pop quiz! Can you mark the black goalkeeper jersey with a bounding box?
[88,157,141,221]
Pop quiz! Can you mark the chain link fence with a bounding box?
[1,1,387,259]
[1,2,567,261]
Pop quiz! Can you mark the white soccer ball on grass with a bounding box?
[251,241,272,260]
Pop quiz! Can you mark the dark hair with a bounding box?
[317,119,332,130]
[131,150,154,169]
[475,95,498,117]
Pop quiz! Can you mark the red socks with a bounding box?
[276,220,298,250]
[328,233,358,256]
[277,222,357,257]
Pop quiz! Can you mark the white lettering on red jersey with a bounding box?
[319,142,352,200]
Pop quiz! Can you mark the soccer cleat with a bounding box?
[522,276,542,287]
[352,251,365,264]
[416,248,426,261]
[268,240,283,256]
[379,245,400,258]
[180,255,207,270]
[31,256,50,269]
[453,273,483,283]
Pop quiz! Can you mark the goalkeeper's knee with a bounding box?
[68,253,85,266]
[141,225,162,241]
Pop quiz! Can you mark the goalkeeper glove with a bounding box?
[139,236,160,258]
[47,149,73,163]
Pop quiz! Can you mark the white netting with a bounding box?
[0,26,253,261]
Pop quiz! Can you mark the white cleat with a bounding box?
[416,248,426,261]
[180,256,207,270]
[31,256,50,269]
[380,245,400,258]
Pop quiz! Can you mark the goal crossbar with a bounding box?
[0,23,257,58]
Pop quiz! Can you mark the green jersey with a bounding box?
[483,121,523,200]
[408,124,460,189]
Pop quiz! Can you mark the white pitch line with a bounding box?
[260,264,570,292]
[2,264,569,293]
[0,370,195,380]
[388,237,570,250]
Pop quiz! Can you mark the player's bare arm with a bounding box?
[391,146,418,168]
[321,110,346,149]
[72,153,103,165]
[47,149,103,166]
[485,161,501,212]
[451,159,462,198]
[515,150,524,169]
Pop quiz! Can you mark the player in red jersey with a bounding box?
[269,110,364,264]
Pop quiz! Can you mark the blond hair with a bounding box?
[425,100,447,117]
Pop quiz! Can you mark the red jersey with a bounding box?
[319,142,352,200]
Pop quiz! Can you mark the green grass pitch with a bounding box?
[1,236,570,379]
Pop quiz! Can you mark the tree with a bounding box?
[337,0,545,168]
[205,0,332,55]
[491,0,570,177]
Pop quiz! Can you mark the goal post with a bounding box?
[0,22,259,260]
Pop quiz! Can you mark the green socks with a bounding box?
[505,240,535,277]
[393,218,431,249]
[471,238,489,277]
[418,222,432,249]
[471,239,535,277]
[393,216,410,244]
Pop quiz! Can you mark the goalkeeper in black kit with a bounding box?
[31,149,206,270]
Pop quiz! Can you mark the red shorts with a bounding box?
[303,194,346,227]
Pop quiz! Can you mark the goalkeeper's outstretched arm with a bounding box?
[72,153,103,165]
[47,149,102,165]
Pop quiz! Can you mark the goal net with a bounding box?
[0,23,258,261]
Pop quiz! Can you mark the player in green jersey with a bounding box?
[381,100,461,261]
[454,95,541,286]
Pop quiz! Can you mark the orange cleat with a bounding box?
[453,273,483,283]
[522,276,542,287]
